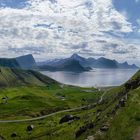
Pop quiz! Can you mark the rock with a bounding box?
[87,135,95,140]
[27,125,34,131]
[75,122,94,138]
[85,122,94,129]
[59,115,80,124]
[100,125,109,132]
[1,96,8,104]
[11,132,17,138]
[119,99,125,107]
[76,126,86,138]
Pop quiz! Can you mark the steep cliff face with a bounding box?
[16,54,37,69]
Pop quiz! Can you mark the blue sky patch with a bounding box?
[0,0,29,9]
[113,0,140,27]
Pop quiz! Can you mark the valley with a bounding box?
[0,66,139,140]
[0,0,140,139]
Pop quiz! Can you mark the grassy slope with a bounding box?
[0,67,57,87]
[0,68,139,140]
[0,86,101,120]
[91,70,140,140]
[104,87,140,140]
[0,67,102,140]
[0,86,102,140]
[101,70,140,140]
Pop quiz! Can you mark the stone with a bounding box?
[59,115,80,124]
[27,125,34,131]
[11,132,17,138]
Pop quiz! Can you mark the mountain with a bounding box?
[70,53,86,62]
[38,54,139,69]
[90,57,118,68]
[0,67,57,87]
[39,59,92,72]
[16,54,37,69]
[0,54,37,70]
[73,54,139,69]
[118,61,138,69]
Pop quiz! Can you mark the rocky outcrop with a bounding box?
[100,124,109,132]
[59,115,80,124]
[75,122,94,138]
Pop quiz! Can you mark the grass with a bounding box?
[0,85,102,119]
[0,83,139,140]
[0,68,139,140]
[0,106,98,140]
[103,87,140,140]
[0,67,58,87]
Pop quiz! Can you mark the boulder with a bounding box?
[27,125,34,131]
[11,132,17,138]
[59,115,80,124]
[100,125,109,132]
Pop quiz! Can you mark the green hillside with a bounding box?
[0,69,139,140]
[89,70,140,140]
[0,67,57,87]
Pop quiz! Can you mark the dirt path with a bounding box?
[0,105,89,123]
[134,128,140,140]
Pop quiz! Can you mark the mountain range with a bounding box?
[39,59,92,72]
[38,53,139,71]
[0,54,138,72]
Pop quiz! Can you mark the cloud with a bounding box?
[0,0,139,65]
[8,45,46,55]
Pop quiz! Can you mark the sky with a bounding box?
[0,0,140,66]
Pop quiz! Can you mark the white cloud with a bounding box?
[0,0,139,64]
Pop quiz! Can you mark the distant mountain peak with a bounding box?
[70,53,85,62]
[71,53,80,58]
[123,61,128,65]
[16,54,33,58]
[16,54,37,69]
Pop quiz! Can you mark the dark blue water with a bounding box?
[41,69,138,87]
